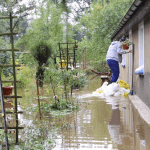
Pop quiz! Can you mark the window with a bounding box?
[135,21,144,75]
[139,21,144,67]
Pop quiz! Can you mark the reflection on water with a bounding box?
[0,76,150,149]
[53,76,150,150]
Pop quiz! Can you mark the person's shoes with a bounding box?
[107,80,113,85]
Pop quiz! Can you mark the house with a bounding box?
[111,0,150,109]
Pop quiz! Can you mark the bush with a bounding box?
[85,69,93,75]
[50,99,78,110]
[89,60,109,73]
[19,53,36,68]
[70,74,87,89]
[16,65,35,87]
[30,41,52,87]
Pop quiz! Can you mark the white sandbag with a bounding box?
[103,82,119,96]
[93,81,130,98]
[96,81,108,91]
[114,91,122,96]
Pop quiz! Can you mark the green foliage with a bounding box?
[0,0,35,20]
[0,37,13,77]
[44,65,87,103]
[19,53,36,67]
[44,68,72,101]
[41,99,78,111]
[30,41,51,65]
[78,0,134,62]
[85,69,93,75]
[44,67,62,100]
[10,124,56,150]
[16,0,63,56]
[16,65,35,87]
[70,71,87,89]
[0,130,5,143]
[44,68,62,86]
[89,60,109,72]
[29,40,51,87]
[0,0,35,42]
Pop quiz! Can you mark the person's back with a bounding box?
[106,39,132,85]
[106,41,120,62]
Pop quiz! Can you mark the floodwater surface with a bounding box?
[1,75,150,150]
[52,75,150,150]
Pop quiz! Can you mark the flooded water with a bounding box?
[1,75,150,150]
[52,75,150,150]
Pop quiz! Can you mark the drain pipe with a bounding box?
[130,44,134,95]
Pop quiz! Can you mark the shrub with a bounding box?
[30,41,52,87]
[89,60,109,73]
[16,65,35,87]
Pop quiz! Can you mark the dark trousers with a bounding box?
[107,59,119,82]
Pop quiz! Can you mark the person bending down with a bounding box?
[106,39,132,85]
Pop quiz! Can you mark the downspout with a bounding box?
[130,44,134,95]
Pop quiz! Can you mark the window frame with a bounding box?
[138,21,144,67]
[135,21,145,75]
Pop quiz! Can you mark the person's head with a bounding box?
[120,38,125,42]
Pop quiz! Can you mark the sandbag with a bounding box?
[93,80,130,98]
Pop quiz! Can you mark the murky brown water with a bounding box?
[1,75,150,149]
[52,75,150,150]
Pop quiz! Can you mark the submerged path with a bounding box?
[53,75,150,150]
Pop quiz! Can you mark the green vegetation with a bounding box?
[16,65,35,88]
[31,41,52,87]
[0,37,12,77]
[77,0,134,69]
[0,0,134,149]
[44,65,87,109]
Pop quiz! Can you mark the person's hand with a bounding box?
[128,50,132,53]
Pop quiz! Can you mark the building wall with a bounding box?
[134,20,150,108]
[119,59,129,84]
[119,27,138,88]
[119,18,150,109]
[131,22,150,108]
[119,48,130,83]
[131,20,150,108]
[132,26,139,91]
[141,16,150,108]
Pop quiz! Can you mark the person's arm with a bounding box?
[117,44,132,54]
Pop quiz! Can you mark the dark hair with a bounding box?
[120,38,125,42]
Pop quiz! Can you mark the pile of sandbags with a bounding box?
[93,80,130,98]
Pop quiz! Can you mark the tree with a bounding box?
[0,0,35,30]
[15,0,66,86]
[78,0,134,62]
[31,41,51,87]
[0,0,36,77]
[0,37,13,77]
